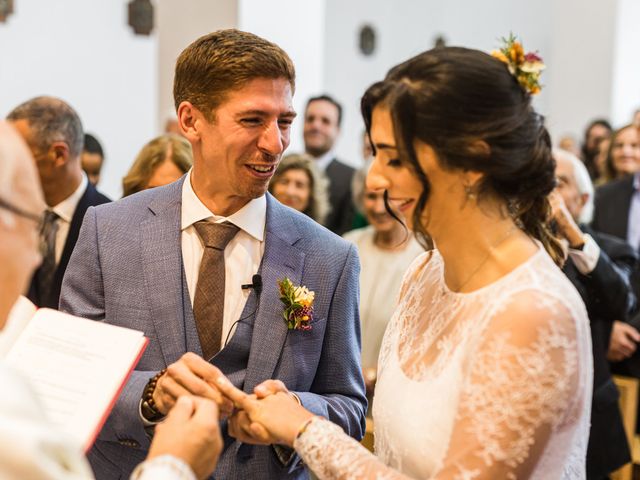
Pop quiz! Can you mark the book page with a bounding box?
[5,309,147,452]
[0,296,37,358]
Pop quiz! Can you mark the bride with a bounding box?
[217,44,592,479]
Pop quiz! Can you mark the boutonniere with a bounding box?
[278,278,314,331]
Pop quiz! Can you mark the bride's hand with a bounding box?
[216,377,315,447]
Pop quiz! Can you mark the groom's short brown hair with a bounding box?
[173,29,296,121]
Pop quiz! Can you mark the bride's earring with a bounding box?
[464,184,476,201]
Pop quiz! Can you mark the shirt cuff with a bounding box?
[130,455,196,480]
[139,398,165,427]
[568,233,600,275]
[289,392,302,406]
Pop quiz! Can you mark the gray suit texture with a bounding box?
[60,176,367,479]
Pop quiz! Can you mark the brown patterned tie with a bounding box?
[193,221,240,359]
[35,210,60,303]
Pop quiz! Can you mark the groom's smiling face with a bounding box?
[189,77,296,212]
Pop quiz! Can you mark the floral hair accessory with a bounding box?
[278,278,315,331]
[491,33,545,95]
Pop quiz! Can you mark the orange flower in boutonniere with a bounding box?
[278,278,315,331]
[491,33,545,95]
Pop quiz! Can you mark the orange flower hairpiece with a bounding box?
[491,33,545,95]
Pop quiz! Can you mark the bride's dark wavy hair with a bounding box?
[361,46,564,266]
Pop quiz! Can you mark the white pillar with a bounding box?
[611,0,640,127]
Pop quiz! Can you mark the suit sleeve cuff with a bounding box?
[568,233,600,274]
[131,455,196,480]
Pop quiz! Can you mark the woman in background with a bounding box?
[268,153,330,225]
[603,124,640,181]
[343,187,422,405]
[122,134,192,197]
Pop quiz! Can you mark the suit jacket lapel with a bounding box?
[244,195,305,392]
[140,179,187,366]
[55,184,96,286]
[47,184,106,307]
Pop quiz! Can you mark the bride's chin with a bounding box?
[404,206,429,233]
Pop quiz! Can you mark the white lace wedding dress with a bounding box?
[295,247,593,479]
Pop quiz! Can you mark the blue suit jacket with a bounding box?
[60,177,366,479]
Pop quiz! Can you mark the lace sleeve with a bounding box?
[293,290,586,480]
[295,416,410,480]
[434,291,583,479]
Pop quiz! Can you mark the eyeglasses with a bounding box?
[0,197,44,230]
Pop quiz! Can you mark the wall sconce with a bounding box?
[0,0,14,24]
[128,0,153,36]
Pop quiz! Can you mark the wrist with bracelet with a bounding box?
[294,416,317,443]
[141,368,167,422]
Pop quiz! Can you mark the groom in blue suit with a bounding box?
[60,29,366,479]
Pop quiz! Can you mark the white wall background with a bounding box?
[546,0,617,143]
[0,0,157,199]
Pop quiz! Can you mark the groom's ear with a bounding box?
[177,101,205,142]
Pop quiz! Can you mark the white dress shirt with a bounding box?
[628,173,640,251]
[311,149,336,172]
[181,170,266,349]
[50,173,88,264]
[567,233,600,275]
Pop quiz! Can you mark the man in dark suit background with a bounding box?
[553,149,638,479]
[592,171,640,253]
[303,95,355,235]
[7,97,110,309]
[592,171,640,368]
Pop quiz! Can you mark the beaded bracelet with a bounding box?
[141,368,167,422]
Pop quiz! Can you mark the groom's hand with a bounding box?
[153,352,234,417]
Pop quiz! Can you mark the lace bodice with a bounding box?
[295,248,592,479]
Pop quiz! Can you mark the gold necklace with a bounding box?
[449,225,518,293]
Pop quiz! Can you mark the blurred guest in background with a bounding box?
[350,130,374,231]
[343,187,422,406]
[551,149,637,479]
[603,124,640,182]
[122,134,192,197]
[558,134,580,157]
[164,114,183,136]
[581,118,612,180]
[6,96,110,309]
[82,133,105,187]
[592,138,611,186]
[303,95,356,235]
[268,152,330,225]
